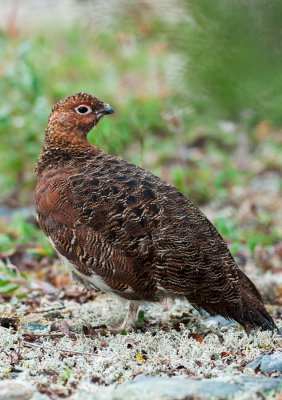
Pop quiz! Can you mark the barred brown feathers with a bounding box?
[35,93,277,333]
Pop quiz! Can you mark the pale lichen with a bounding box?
[0,294,281,399]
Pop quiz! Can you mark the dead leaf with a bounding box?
[99,340,108,348]
[0,317,19,330]
[59,321,76,339]
[189,333,203,343]
[90,375,101,383]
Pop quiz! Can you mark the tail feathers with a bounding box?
[236,268,263,303]
[189,289,278,334]
[234,270,278,332]
[232,289,278,334]
[211,290,277,333]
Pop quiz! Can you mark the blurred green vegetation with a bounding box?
[0,0,281,261]
[0,260,31,295]
[0,214,51,255]
[180,0,282,123]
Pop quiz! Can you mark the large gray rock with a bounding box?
[0,381,34,400]
[247,352,282,374]
[71,375,282,400]
[127,376,241,398]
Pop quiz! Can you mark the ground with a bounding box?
[0,287,281,400]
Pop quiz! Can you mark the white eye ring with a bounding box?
[75,104,92,115]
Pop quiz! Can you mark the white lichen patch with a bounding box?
[0,293,281,399]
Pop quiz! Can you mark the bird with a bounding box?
[35,92,277,334]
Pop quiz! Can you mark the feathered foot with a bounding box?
[120,302,139,331]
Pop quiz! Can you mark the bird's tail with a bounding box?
[227,288,277,334]
[233,269,277,333]
[221,270,277,333]
[190,271,278,333]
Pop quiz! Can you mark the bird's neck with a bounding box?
[44,120,91,146]
[34,125,100,174]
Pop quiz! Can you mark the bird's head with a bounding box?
[46,93,114,143]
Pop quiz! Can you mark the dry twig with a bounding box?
[23,340,105,358]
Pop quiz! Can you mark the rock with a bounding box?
[0,380,34,400]
[247,352,282,374]
[71,375,282,400]
[128,376,242,398]
[21,323,47,331]
[202,315,237,330]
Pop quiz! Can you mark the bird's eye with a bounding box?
[75,104,92,115]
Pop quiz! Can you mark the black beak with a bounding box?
[94,104,114,125]
[100,104,114,115]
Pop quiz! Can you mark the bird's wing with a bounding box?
[35,169,157,299]
[149,194,242,303]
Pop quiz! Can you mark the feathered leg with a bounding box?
[121,301,139,330]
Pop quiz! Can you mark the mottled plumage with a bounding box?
[35,93,277,333]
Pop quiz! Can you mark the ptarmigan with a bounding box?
[35,93,277,333]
